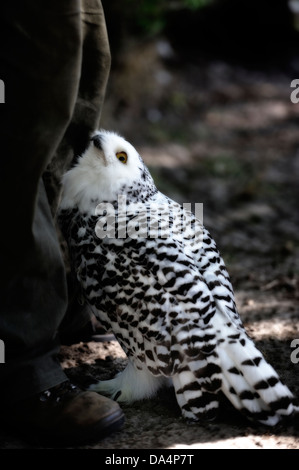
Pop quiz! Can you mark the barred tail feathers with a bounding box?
[217,328,295,426]
[172,356,221,421]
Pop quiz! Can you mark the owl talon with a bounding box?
[89,360,169,404]
[113,390,122,401]
[88,379,122,401]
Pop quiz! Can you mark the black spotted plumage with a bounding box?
[58,130,298,426]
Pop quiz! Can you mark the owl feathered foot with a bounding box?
[89,359,171,403]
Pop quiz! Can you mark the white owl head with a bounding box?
[60,130,154,212]
[89,130,142,180]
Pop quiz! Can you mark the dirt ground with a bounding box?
[1,38,299,450]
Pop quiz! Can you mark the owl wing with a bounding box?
[69,201,224,376]
[190,213,243,329]
[158,194,243,329]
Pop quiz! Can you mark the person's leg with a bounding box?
[0,179,69,403]
[0,0,112,400]
[43,0,111,214]
[0,0,84,403]
[0,1,123,443]
[44,0,112,342]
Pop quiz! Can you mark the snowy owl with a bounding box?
[58,130,297,426]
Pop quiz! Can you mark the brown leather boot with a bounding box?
[2,381,124,445]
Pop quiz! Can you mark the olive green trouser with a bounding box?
[0,0,110,403]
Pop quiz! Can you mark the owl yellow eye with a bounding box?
[116,151,128,164]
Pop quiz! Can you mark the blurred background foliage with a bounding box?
[102,0,214,37]
[102,0,299,70]
[99,0,299,280]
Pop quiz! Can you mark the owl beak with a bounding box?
[91,134,103,151]
[90,134,108,166]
